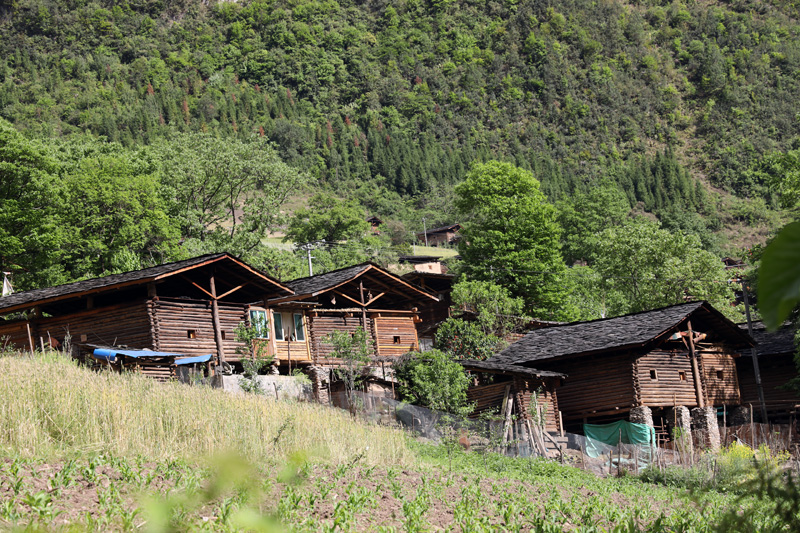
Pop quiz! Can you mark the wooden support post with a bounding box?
[687,321,705,408]
[26,322,35,356]
[209,274,225,365]
[359,280,368,328]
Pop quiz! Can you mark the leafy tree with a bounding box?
[557,180,631,264]
[284,192,369,244]
[234,318,274,395]
[434,318,502,361]
[591,219,738,318]
[325,327,373,415]
[52,139,179,277]
[156,133,305,258]
[450,280,527,338]
[455,161,568,318]
[0,119,65,289]
[395,349,473,416]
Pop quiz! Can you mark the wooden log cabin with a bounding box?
[0,253,294,371]
[268,263,439,365]
[487,302,754,433]
[736,321,800,423]
[460,360,565,434]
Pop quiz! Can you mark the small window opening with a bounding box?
[649,369,658,381]
[187,330,196,339]
[679,371,686,381]
[221,331,226,340]
[393,335,401,344]
[716,370,724,380]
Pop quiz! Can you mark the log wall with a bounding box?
[635,350,698,408]
[373,316,419,357]
[699,347,741,405]
[150,299,247,361]
[538,354,636,421]
[737,354,800,411]
[25,300,153,349]
[0,319,36,350]
[308,314,377,361]
[466,378,560,432]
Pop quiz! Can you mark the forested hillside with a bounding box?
[2,0,799,317]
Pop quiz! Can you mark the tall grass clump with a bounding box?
[0,352,411,466]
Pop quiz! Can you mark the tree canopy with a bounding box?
[455,160,568,318]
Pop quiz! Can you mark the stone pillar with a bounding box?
[307,365,330,405]
[729,405,751,427]
[691,407,721,452]
[665,406,693,454]
[629,406,654,427]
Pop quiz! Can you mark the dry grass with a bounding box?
[0,352,412,466]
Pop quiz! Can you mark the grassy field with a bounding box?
[0,352,787,531]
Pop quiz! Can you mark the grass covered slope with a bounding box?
[0,352,410,465]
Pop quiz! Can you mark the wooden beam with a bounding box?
[333,290,363,307]
[209,274,226,365]
[687,320,705,408]
[182,275,215,299]
[363,292,386,307]
[216,283,247,301]
[359,281,367,327]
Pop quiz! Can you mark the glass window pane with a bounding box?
[273,312,284,341]
[293,313,305,342]
[249,310,269,339]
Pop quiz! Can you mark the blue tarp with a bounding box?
[92,348,212,365]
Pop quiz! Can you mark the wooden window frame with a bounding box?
[273,312,284,341]
[249,308,270,340]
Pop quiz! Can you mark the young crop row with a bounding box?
[0,444,785,532]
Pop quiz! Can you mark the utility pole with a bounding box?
[422,217,428,247]
[741,278,768,423]
[297,241,321,277]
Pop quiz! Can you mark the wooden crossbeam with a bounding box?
[182,276,214,299]
[216,283,247,300]
[333,290,364,307]
[363,292,385,307]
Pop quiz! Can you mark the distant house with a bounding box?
[736,321,800,422]
[0,254,294,371]
[366,215,383,234]
[486,302,754,435]
[398,255,449,274]
[415,223,460,247]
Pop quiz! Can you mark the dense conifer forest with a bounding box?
[2,0,799,317]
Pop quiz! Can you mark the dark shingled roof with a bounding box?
[416,223,461,235]
[0,253,292,314]
[459,360,566,379]
[490,301,753,366]
[278,263,438,302]
[285,264,372,296]
[740,322,797,357]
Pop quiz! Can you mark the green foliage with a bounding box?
[0,118,65,289]
[450,279,527,337]
[758,221,800,329]
[325,327,372,414]
[590,219,739,318]
[455,160,568,318]
[395,349,472,416]
[156,132,306,259]
[284,192,369,244]
[235,319,274,395]
[557,179,631,264]
[434,318,502,361]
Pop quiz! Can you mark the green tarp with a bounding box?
[583,420,656,459]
